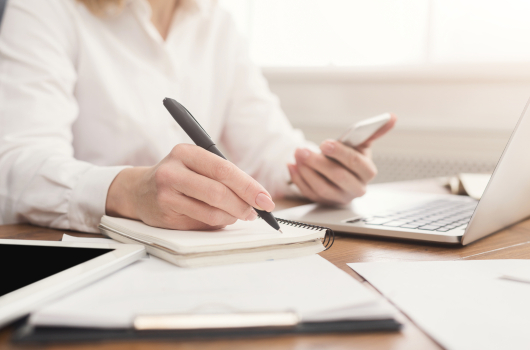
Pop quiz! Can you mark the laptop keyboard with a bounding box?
[355,199,478,232]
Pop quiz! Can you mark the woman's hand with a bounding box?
[288,115,397,205]
[106,144,275,230]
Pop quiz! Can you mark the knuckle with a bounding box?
[154,164,172,186]
[170,143,196,160]
[212,161,234,181]
[170,144,185,158]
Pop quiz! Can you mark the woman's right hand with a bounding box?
[105,144,276,230]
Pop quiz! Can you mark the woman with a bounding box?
[0,0,395,232]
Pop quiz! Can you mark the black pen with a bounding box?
[163,97,282,233]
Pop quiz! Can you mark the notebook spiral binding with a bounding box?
[276,218,335,250]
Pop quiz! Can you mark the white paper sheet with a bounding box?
[501,265,530,284]
[349,260,530,350]
[30,255,394,328]
[459,173,491,200]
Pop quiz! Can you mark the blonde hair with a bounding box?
[77,0,197,16]
[77,0,126,15]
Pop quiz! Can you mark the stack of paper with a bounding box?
[349,260,530,350]
[447,173,491,200]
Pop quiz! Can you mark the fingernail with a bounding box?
[297,148,310,160]
[245,209,258,221]
[321,141,335,155]
[255,192,275,212]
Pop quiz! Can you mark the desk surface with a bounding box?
[2,179,530,350]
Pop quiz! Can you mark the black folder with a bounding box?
[12,319,401,344]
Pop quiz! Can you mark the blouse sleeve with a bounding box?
[0,0,127,232]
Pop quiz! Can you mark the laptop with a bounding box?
[278,98,530,245]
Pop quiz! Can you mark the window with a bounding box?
[220,0,530,67]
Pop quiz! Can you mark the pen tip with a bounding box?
[279,229,283,234]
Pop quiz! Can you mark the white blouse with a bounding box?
[0,0,312,232]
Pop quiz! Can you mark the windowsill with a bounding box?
[262,63,530,83]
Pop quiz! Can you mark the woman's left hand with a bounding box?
[288,114,396,205]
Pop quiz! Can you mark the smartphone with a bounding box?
[338,113,391,147]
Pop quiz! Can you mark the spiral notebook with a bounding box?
[99,215,334,268]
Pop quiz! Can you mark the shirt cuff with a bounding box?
[69,165,130,233]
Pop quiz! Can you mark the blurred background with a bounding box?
[220,0,530,183]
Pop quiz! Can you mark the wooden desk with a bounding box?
[2,179,530,350]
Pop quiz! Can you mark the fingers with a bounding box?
[148,207,228,231]
[295,147,367,196]
[319,141,377,183]
[174,216,226,231]
[173,144,275,212]
[160,191,238,228]
[287,163,320,202]
[136,143,273,231]
[357,113,397,148]
[167,166,258,222]
[292,154,353,204]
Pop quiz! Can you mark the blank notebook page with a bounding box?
[101,216,326,254]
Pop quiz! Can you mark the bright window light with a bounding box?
[430,0,530,63]
[219,0,530,67]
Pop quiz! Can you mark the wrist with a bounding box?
[105,167,148,220]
